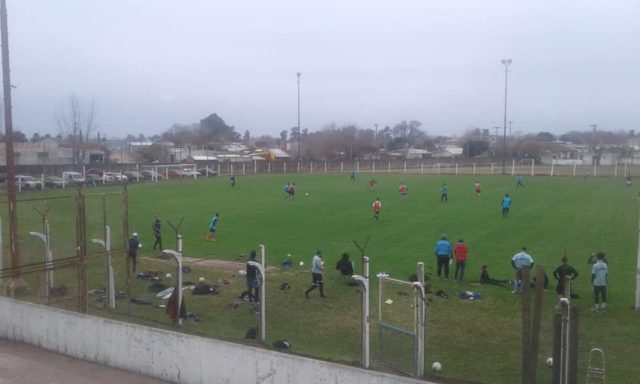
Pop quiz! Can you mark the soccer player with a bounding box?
[372,198,382,221]
[305,251,326,298]
[501,193,511,218]
[246,250,260,303]
[399,183,408,200]
[591,252,608,311]
[367,177,377,191]
[284,182,291,199]
[511,246,534,293]
[474,181,481,199]
[440,183,448,202]
[434,234,453,279]
[553,256,579,302]
[230,175,237,189]
[454,239,468,282]
[625,175,632,187]
[207,213,220,241]
[477,265,510,287]
[516,175,524,188]
[350,170,356,182]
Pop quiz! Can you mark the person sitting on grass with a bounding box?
[475,265,510,288]
[336,252,354,281]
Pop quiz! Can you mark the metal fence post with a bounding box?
[415,262,426,377]
[351,256,370,368]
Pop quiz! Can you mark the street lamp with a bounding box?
[297,72,301,162]
[501,59,512,175]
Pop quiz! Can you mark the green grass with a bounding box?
[3,173,640,384]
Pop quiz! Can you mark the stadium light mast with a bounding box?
[297,72,301,162]
[501,59,512,175]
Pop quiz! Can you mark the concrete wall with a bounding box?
[0,297,433,384]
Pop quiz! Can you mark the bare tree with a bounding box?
[55,95,97,167]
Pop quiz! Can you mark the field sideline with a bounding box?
[4,172,640,383]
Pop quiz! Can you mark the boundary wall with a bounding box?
[0,296,433,384]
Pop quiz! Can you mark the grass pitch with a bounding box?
[5,173,640,383]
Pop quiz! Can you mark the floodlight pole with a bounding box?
[414,262,426,377]
[28,217,53,299]
[247,243,266,342]
[501,59,512,175]
[351,255,370,368]
[90,226,115,309]
[163,235,183,326]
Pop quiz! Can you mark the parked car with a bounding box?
[198,167,218,177]
[44,176,65,188]
[62,171,86,185]
[104,172,127,182]
[15,175,43,190]
[140,170,164,180]
[181,168,201,178]
[167,170,184,179]
[123,171,144,181]
[85,168,104,177]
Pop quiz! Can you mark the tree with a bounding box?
[0,130,28,143]
[243,130,251,144]
[536,131,555,142]
[55,95,97,167]
[198,113,238,147]
[463,140,489,157]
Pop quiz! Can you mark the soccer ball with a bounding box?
[138,244,143,248]
[546,357,553,367]
[287,253,292,257]
[305,192,309,196]
[198,277,206,282]
[299,261,304,266]
[432,362,442,373]
[165,273,172,279]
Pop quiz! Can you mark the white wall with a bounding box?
[0,297,433,384]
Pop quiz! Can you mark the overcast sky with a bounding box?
[5,0,640,139]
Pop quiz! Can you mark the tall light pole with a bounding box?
[501,59,512,175]
[297,72,301,162]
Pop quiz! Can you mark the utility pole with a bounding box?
[1,0,21,289]
[501,59,512,175]
[509,120,513,136]
[297,72,301,162]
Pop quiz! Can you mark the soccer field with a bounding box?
[6,173,640,383]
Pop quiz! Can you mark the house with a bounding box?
[433,145,463,158]
[0,139,105,166]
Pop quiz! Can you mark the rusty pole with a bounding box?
[1,0,20,286]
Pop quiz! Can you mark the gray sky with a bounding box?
[6,0,640,139]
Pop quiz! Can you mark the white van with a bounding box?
[62,171,85,185]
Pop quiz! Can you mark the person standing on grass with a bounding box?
[372,197,382,221]
[553,256,579,301]
[516,175,524,188]
[305,251,326,298]
[246,250,260,303]
[128,232,140,273]
[399,182,408,200]
[207,213,219,241]
[454,239,468,282]
[434,234,453,279]
[350,169,356,182]
[511,246,534,293]
[440,183,449,202]
[501,193,511,218]
[152,215,162,251]
[591,252,608,312]
[230,175,237,189]
[474,181,481,199]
